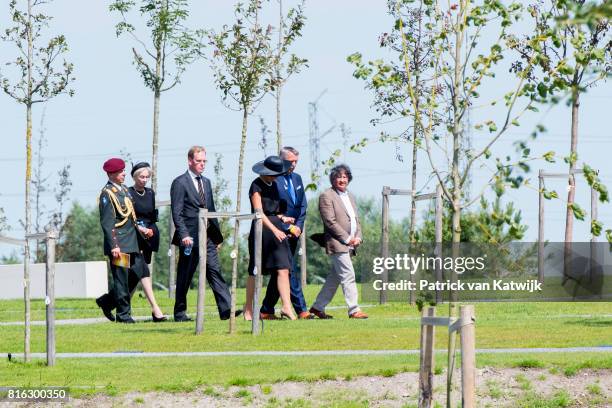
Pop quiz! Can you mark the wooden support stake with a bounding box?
[419,307,436,408]
[380,186,390,304]
[169,214,176,298]
[460,305,476,408]
[538,170,545,283]
[300,227,307,288]
[252,211,263,335]
[195,209,208,335]
[45,230,57,366]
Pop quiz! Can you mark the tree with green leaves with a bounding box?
[57,203,105,263]
[352,1,549,404]
[348,0,440,247]
[109,0,204,195]
[206,0,278,331]
[271,0,307,150]
[508,0,610,277]
[0,0,74,363]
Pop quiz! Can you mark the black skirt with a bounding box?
[247,215,292,276]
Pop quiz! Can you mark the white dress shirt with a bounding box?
[188,169,203,193]
[337,189,357,244]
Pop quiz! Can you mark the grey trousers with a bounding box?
[312,252,361,315]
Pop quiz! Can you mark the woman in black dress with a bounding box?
[244,156,297,321]
[128,162,166,322]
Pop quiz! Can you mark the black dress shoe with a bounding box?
[95,296,115,322]
[116,317,136,324]
[152,313,167,323]
[174,315,193,322]
[220,310,243,320]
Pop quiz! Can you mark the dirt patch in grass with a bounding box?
[48,368,611,407]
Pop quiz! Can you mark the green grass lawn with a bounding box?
[0,285,610,395]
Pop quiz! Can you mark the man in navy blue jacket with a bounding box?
[260,146,311,319]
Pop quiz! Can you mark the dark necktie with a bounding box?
[195,176,207,208]
[285,175,296,204]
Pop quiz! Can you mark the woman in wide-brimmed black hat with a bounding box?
[244,155,297,320]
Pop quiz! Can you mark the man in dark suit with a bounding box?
[170,146,238,321]
[95,158,146,324]
[259,147,311,319]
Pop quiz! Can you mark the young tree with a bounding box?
[207,0,277,332]
[50,164,72,244]
[509,0,610,273]
[58,203,105,262]
[0,0,74,363]
[109,0,204,194]
[354,0,550,404]
[348,0,440,245]
[31,111,72,262]
[271,0,307,150]
[32,111,50,262]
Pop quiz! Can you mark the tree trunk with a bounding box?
[23,0,33,364]
[408,103,419,306]
[151,4,163,279]
[447,3,466,404]
[229,108,249,334]
[408,0,423,246]
[563,90,579,278]
[276,83,282,152]
[152,90,160,197]
[275,0,283,152]
[24,104,32,363]
[409,106,419,245]
[150,88,161,281]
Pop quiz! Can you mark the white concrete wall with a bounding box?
[0,261,108,299]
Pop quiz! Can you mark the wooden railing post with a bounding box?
[45,229,57,366]
[169,213,176,298]
[538,170,545,283]
[195,209,208,335]
[251,210,263,335]
[300,227,307,288]
[419,306,436,408]
[460,305,476,408]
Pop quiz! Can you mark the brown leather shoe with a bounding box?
[260,312,279,320]
[349,311,369,319]
[298,311,314,320]
[309,307,333,319]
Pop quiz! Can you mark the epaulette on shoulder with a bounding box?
[98,187,113,206]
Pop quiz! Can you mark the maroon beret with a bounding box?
[103,158,125,173]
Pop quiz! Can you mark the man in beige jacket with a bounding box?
[310,164,369,319]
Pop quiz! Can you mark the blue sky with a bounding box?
[1,0,610,257]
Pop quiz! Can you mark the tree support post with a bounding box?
[300,227,307,288]
[419,306,436,408]
[45,229,58,366]
[195,209,208,335]
[460,305,476,408]
[251,210,263,335]
[169,212,176,298]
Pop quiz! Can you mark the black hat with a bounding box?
[131,161,151,177]
[252,155,292,176]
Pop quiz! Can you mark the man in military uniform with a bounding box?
[95,158,146,324]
